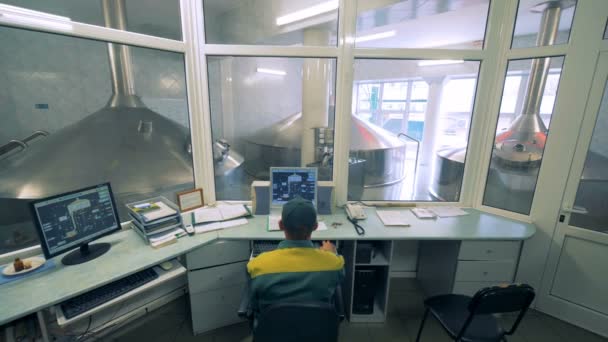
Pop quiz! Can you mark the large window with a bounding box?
[208,56,337,200]
[355,0,490,49]
[0,26,193,255]
[483,57,565,214]
[203,0,339,46]
[511,0,576,49]
[0,0,182,40]
[348,59,481,202]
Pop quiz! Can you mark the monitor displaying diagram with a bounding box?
[32,184,119,255]
[270,167,317,207]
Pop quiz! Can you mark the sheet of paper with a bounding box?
[149,228,184,244]
[217,204,249,220]
[429,206,468,218]
[194,207,223,224]
[143,201,177,222]
[195,218,249,234]
[376,210,411,226]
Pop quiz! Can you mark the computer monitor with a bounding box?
[270,167,318,208]
[30,183,121,266]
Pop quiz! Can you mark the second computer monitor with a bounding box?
[270,167,318,207]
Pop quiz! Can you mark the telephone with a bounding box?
[345,203,367,220]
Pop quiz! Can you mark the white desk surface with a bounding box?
[0,207,535,325]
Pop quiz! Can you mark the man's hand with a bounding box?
[319,240,337,253]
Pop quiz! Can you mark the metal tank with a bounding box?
[430,0,573,202]
[0,0,236,252]
[243,112,406,188]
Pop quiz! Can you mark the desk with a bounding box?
[0,207,535,334]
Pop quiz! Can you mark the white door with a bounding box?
[538,52,608,337]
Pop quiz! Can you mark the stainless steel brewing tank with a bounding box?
[243,113,407,187]
[430,146,466,201]
[0,106,195,223]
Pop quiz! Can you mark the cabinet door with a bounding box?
[188,261,247,294]
[190,283,245,335]
[186,240,250,270]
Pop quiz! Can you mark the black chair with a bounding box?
[416,284,535,342]
[238,281,345,342]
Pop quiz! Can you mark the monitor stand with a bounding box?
[61,242,111,266]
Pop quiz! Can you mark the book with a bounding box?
[193,204,252,225]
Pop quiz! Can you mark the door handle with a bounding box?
[562,206,588,215]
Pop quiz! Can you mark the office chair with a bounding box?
[415,284,535,342]
[238,282,345,342]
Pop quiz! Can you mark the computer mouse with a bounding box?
[160,261,173,271]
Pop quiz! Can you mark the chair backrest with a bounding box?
[253,301,340,342]
[468,284,536,315]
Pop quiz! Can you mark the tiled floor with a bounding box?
[112,279,608,342]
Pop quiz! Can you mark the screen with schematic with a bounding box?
[31,183,120,256]
[270,167,317,207]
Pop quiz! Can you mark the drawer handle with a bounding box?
[482,271,488,276]
[486,249,493,254]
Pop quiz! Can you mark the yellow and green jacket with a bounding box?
[247,240,345,312]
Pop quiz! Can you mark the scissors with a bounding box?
[346,216,365,236]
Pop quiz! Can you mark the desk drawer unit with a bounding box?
[458,241,520,260]
[186,240,250,270]
[454,260,516,282]
[418,240,521,297]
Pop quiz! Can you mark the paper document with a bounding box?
[411,208,437,219]
[429,207,468,218]
[142,202,177,222]
[267,215,327,232]
[376,210,411,226]
[195,218,248,234]
[193,204,250,224]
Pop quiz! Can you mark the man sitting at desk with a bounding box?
[247,197,344,313]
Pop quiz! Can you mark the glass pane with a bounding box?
[349,59,481,201]
[483,56,565,214]
[0,26,193,255]
[512,0,577,49]
[570,81,608,232]
[203,0,338,46]
[208,56,337,200]
[0,0,182,40]
[355,0,490,49]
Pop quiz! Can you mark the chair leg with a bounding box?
[415,308,430,342]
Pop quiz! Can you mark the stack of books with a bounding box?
[126,196,185,248]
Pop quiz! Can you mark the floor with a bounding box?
[112,278,608,342]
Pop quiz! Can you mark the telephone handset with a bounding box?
[345,203,367,220]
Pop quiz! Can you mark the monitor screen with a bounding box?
[270,167,317,207]
[31,183,120,257]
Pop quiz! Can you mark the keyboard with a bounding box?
[61,268,159,319]
[251,240,280,257]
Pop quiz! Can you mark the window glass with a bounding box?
[0,0,182,40]
[570,81,608,232]
[0,26,194,255]
[512,0,577,49]
[483,56,565,214]
[203,0,338,46]
[208,56,336,200]
[349,59,481,202]
[355,0,490,49]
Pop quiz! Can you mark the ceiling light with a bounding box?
[276,0,338,26]
[257,68,286,76]
[355,30,396,43]
[418,60,465,67]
